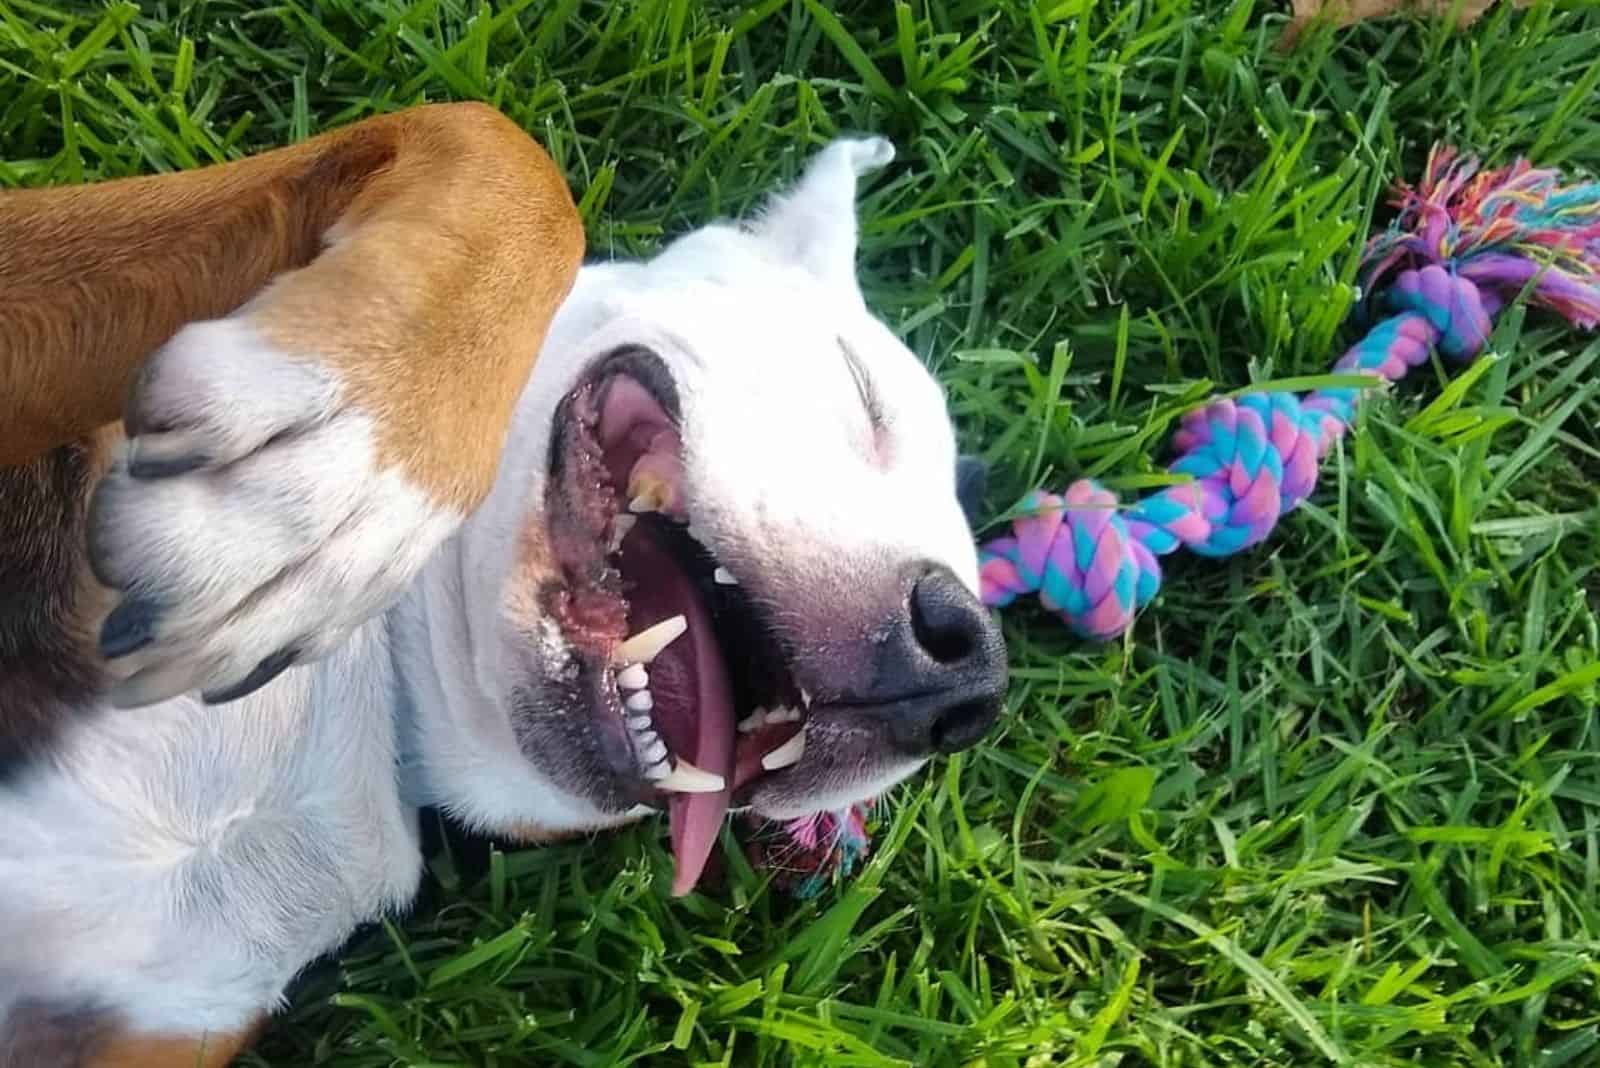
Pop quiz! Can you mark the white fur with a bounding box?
[397,135,976,830]
[93,316,461,706]
[123,317,342,465]
[0,624,418,1036]
[750,136,896,288]
[390,558,653,834]
[1,136,980,1041]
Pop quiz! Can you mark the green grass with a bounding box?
[5,1,1600,1064]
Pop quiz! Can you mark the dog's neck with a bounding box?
[384,262,655,832]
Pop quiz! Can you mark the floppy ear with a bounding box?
[752,137,895,288]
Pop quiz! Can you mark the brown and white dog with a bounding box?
[0,103,1006,1065]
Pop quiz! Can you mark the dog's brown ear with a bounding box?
[752,137,895,290]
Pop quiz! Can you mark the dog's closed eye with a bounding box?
[837,337,884,431]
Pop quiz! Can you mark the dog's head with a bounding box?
[403,139,1006,894]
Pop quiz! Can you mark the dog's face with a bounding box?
[410,139,1006,894]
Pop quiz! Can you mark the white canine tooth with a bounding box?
[626,714,654,731]
[656,759,726,794]
[737,709,768,734]
[761,730,806,771]
[617,663,648,690]
[612,615,687,665]
[642,738,668,764]
[644,760,670,781]
[800,689,813,708]
[626,690,654,712]
[713,566,737,586]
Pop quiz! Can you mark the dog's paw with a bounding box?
[89,317,461,707]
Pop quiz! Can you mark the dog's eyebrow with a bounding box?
[837,337,885,429]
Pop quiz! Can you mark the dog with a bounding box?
[0,103,1007,1066]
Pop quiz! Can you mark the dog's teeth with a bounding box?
[761,730,806,771]
[644,759,670,781]
[800,689,813,709]
[617,663,648,690]
[737,709,767,734]
[712,566,737,586]
[629,723,667,766]
[612,615,687,665]
[626,690,654,713]
[627,472,673,515]
[627,714,654,731]
[767,706,800,724]
[656,759,726,794]
[608,514,637,551]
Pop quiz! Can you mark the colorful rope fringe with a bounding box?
[978,146,1600,639]
[743,804,871,898]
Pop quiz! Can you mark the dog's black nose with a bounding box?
[867,564,1008,756]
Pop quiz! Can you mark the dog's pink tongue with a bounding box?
[668,781,730,895]
[616,525,735,897]
[665,628,734,894]
[664,606,734,895]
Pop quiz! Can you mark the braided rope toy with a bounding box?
[748,146,1600,896]
[980,146,1600,638]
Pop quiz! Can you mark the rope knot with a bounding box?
[1162,392,1328,556]
[1386,264,1492,360]
[977,481,1159,638]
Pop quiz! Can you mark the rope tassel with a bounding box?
[979,146,1600,639]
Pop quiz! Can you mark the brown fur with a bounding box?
[0,1000,111,1067]
[0,429,118,768]
[0,101,585,511]
[0,101,584,768]
[84,1023,260,1068]
[1,1003,259,1068]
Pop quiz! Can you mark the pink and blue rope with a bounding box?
[978,147,1600,639]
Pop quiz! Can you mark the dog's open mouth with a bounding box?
[545,349,811,895]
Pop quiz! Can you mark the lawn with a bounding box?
[4,1,1600,1065]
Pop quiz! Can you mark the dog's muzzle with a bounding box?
[840,562,1007,757]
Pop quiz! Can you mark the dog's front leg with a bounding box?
[0,102,584,705]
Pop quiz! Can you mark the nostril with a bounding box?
[910,569,980,665]
[874,563,1008,757]
[929,698,999,754]
[910,600,974,664]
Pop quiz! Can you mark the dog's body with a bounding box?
[0,105,1006,1065]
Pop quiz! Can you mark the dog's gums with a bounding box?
[546,352,814,894]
